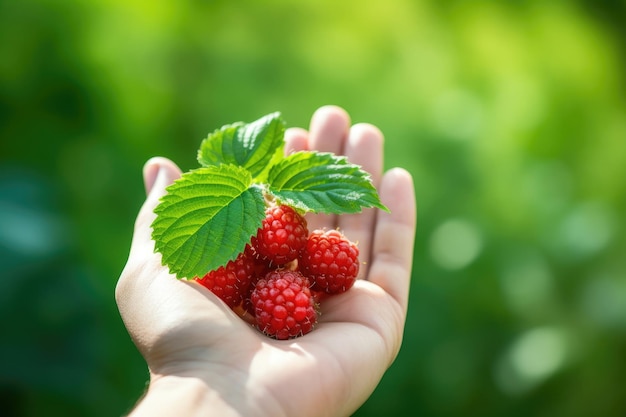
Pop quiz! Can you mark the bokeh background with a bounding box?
[1,0,626,416]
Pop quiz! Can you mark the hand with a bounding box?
[115,106,417,417]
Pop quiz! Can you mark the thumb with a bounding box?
[116,157,182,311]
[132,157,183,253]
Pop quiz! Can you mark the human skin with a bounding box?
[115,105,417,417]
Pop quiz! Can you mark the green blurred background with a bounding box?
[1,0,625,415]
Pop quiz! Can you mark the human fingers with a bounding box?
[366,168,416,312]
[284,127,309,154]
[308,105,351,154]
[306,106,351,231]
[337,123,384,278]
[116,157,182,305]
[129,157,183,257]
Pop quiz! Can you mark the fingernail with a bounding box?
[143,159,162,195]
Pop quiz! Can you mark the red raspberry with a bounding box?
[251,204,308,265]
[299,229,360,294]
[241,244,279,317]
[250,270,317,340]
[195,248,255,308]
[245,243,273,279]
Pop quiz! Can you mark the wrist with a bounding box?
[128,374,241,417]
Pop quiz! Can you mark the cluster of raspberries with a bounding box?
[194,204,360,340]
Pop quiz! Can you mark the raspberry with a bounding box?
[241,244,279,317]
[251,204,308,265]
[195,248,255,308]
[244,243,273,279]
[299,229,360,294]
[250,270,318,340]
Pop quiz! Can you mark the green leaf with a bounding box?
[151,164,266,279]
[267,151,389,214]
[197,112,286,179]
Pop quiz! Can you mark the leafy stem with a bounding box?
[152,112,388,279]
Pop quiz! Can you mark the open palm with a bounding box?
[116,106,416,417]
